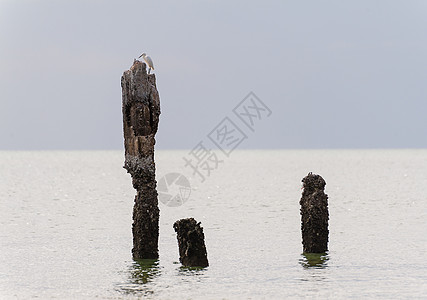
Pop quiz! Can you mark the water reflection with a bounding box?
[116,259,161,296]
[299,253,329,269]
[178,265,208,274]
[177,264,208,283]
[130,259,161,284]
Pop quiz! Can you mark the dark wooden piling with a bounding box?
[173,218,209,267]
[300,172,329,253]
[121,60,161,259]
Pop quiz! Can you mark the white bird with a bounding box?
[138,53,155,74]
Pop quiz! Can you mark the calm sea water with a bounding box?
[0,150,426,299]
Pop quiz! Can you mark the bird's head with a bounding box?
[138,53,146,58]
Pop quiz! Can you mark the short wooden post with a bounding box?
[300,172,329,253]
[173,218,209,267]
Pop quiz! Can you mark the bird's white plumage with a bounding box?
[138,53,155,74]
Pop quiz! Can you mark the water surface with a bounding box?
[1,150,426,298]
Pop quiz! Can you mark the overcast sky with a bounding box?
[1,0,426,150]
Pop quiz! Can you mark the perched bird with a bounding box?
[138,53,155,74]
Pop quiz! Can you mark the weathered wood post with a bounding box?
[173,218,209,267]
[121,60,161,259]
[300,172,329,253]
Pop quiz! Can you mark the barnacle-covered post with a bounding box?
[173,218,209,267]
[300,172,329,253]
[121,60,161,259]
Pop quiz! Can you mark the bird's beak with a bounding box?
[138,54,143,58]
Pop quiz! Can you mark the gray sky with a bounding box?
[1,0,426,150]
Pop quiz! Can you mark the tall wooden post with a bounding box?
[121,60,161,259]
